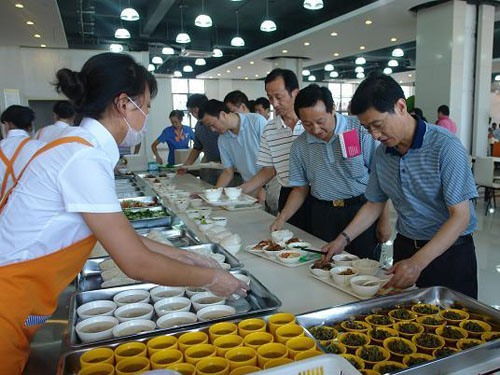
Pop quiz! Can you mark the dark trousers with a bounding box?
[310,197,380,261]
[393,234,478,299]
[279,187,313,234]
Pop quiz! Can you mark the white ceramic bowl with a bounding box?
[263,248,281,258]
[223,243,241,255]
[113,302,154,323]
[330,266,360,286]
[211,216,228,227]
[352,258,380,276]
[210,253,226,263]
[234,274,251,286]
[154,297,191,317]
[271,230,294,244]
[190,198,203,208]
[276,250,302,264]
[224,187,242,200]
[309,264,331,278]
[157,312,198,329]
[204,188,223,201]
[197,305,236,321]
[77,300,117,320]
[186,209,199,219]
[150,286,185,303]
[219,262,231,270]
[185,287,207,298]
[198,208,213,217]
[175,199,190,211]
[198,219,215,232]
[349,275,383,297]
[76,316,119,343]
[332,253,360,267]
[113,290,150,307]
[191,292,226,311]
[112,319,156,338]
[287,242,311,251]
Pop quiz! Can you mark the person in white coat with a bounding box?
[35,100,75,142]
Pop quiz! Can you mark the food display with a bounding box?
[124,208,167,221]
[120,199,157,209]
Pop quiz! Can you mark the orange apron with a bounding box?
[0,137,31,200]
[0,136,97,374]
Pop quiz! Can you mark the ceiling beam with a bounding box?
[142,0,176,37]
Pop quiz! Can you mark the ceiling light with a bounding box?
[34,34,41,38]
[399,80,403,83]
[15,3,24,8]
[333,52,340,57]
[176,32,191,43]
[355,57,366,65]
[237,66,242,69]
[226,70,231,73]
[282,49,288,53]
[365,20,372,25]
[183,65,193,72]
[495,75,500,81]
[355,66,364,73]
[174,70,182,77]
[390,37,398,42]
[303,0,323,10]
[302,69,311,76]
[120,8,140,21]
[360,46,365,50]
[356,72,365,79]
[212,48,223,57]
[249,61,254,65]
[231,11,245,46]
[408,74,412,78]
[152,56,163,64]
[148,64,155,72]
[324,64,334,71]
[245,77,249,80]
[110,44,123,53]
[162,47,175,55]
[392,48,404,57]
[195,58,206,66]
[304,42,310,46]
[114,28,130,39]
[255,74,259,77]
[217,73,221,76]
[260,19,277,32]
[40,44,47,48]
[330,32,338,36]
[266,71,270,74]
[383,67,393,75]
[308,75,316,81]
[388,59,399,67]
[26,21,34,25]
[330,71,339,78]
[195,14,212,27]
[209,76,213,79]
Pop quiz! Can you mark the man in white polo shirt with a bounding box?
[35,100,75,142]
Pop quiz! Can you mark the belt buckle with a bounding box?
[332,199,344,207]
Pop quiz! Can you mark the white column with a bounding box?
[271,58,304,87]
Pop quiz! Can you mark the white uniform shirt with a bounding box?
[36,120,70,142]
[0,117,121,266]
[0,129,45,194]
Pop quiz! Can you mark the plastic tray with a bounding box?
[244,245,321,268]
[199,192,257,207]
[254,355,360,375]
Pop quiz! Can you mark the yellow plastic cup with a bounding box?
[285,336,317,359]
[167,362,196,375]
[78,363,114,375]
[243,332,274,350]
[147,335,178,356]
[225,346,257,370]
[256,342,288,368]
[115,356,150,375]
[268,313,296,335]
[184,343,217,365]
[196,357,230,375]
[150,349,183,369]
[229,366,262,375]
[263,357,293,369]
[214,334,244,357]
[114,342,147,363]
[275,324,304,344]
[178,331,209,353]
[209,322,238,342]
[295,351,323,361]
[80,348,114,368]
[238,318,267,338]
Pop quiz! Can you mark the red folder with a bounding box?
[339,129,361,158]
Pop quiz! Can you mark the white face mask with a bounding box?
[119,97,149,147]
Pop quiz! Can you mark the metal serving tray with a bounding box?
[296,287,500,375]
[181,243,243,271]
[125,206,172,229]
[64,270,282,351]
[119,196,161,209]
[136,227,200,248]
[116,191,145,199]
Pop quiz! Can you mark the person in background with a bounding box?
[0,105,45,199]
[436,105,457,134]
[488,127,495,156]
[271,84,391,260]
[35,100,75,142]
[254,97,271,120]
[248,99,256,113]
[322,73,478,298]
[200,100,267,200]
[223,90,251,114]
[410,107,427,122]
[492,122,500,140]
[152,110,194,165]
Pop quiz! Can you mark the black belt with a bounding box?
[312,194,366,208]
[398,233,473,250]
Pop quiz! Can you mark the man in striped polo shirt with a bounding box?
[241,69,312,231]
[272,84,391,260]
[322,74,478,298]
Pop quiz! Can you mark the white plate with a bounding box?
[244,245,320,268]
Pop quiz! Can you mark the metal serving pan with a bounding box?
[64,270,282,351]
[124,206,172,229]
[119,196,161,209]
[136,227,200,248]
[116,191,145,199]
[296,286,500,375]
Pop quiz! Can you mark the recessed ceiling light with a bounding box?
[217,73,222,76]
[408,74,412,78]
[15,3,24,8]
[365,20,372,25]
[110,44,124,53]
[152,56,163,64]
[195,58,206,66]
[355,57,366,65]
[399,80,403,84]
[183,64,193,72]
[245,77,249,80]
[333,52,340,57]
[26,21,34,25]
[282,49,288,53]
[360,46,365,50]
[304,42,310,46]
[250,61,254,65]
[255,74,259,77]
[227,69,231,73]
[237,66,242,69]
[34,34,41,38]
[330,32,338,36]
[390,37,398,42]
[324,64,334,71]
[40,44,47,48]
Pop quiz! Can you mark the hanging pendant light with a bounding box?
[183,65,193,72]
[212,48,223,57]
[162,47,175,55]
[303,0,323,10]
[308,75,316,81]
[355,66,364,73]
[260,0,277,32]
[110,44,123,52]
[152,56,163,64]
[356,72,365,79]
[355,57,366,65]
[383,67,393,75]
[114,28,130,39]
[495,74,500,81]
[174,70,182,77]
[231,11,245,47]
[388,59,399,67]
[195,58,206,66]
[324,64,334,71]
[195,0,212,27]
[329,71,339,78]
[392,48,404,57]
[176,5,191,43]
[302,69,311,76]
[147,64,155,72]
[120,8,139,21]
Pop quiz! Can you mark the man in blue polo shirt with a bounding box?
[322,73,478,298]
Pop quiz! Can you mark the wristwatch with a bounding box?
[340,231,351,245]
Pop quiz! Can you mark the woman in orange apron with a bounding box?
[0,53,248,374]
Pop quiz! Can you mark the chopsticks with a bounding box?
[298,248,325,255]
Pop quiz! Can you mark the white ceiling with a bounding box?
[0,0,67,48]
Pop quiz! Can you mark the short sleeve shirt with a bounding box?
[365,118,478,240]
[157,125,195,165]
[36,121,70,142]
[193,120,221,162]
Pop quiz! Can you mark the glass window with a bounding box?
[328,83,341,97]
[172,78,205,130]
[173,94,187,111]
[172,79,188,94]
[189,79,205,94]
[341,83,355,97]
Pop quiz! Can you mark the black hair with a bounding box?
[350,73,405,115]
[265,68,299,95]
[186,94,208,109]
[55,53,157,124]
[248,100,256,112]
[169,110,184,120]
[0,105,35,131]
[254,97,270,110]
[438,105,450,116]
[199,99,230,119]
[53,100,75,119]
[223,90,249,108]
[411,107,427,122]
[294,84,334,116]
[493,122,497,127]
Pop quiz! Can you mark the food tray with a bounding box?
[64,270,282,350]
[119,196,160,209]
[116,191,145,199]
[199,192,257,207]
[244,246,321,268]
[125,206,172,229]
[136,227,200,248]
[295,286,500,375]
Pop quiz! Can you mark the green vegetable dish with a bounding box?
[413,305,439,315]
[345,357,362,369]
[434,347,456,358]
[407,357,429,366]
[309,326,336,341]
[416,333,442,348]
[398,323,420,334]
[368,315,393,326]
[324,343,343,354]
[388,339,413,355]
[370,328,394,340]
[440,326,464,339]
[359,346,385,362]
[341,333,367,347]
[461,341,481,350]
[484,333,500,342]
[442,311,463,320]
[344,321,366,331]
[422,316,444,326]
[378,364,403,373]
[462,321,485,333]
[124,209,166,220]
[391,309,413,320]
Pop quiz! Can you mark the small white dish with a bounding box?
[197,305,236,321]
[112,319,156,338]
[210,253,226,263]
[154,297,191,317]
[186,287,207,298]
[223,243,241,255]
[352,258,380,276]
[330,266,360,286]
[332,253,360,267]
[204,188,223,201]
[157,311,198,329]
[191,292,226,311]
[76,316,118,343]
[198,208,213,217]
[113,302,154,323]
[175,199,190,211]
[77,300,117,320]
[198,219,215,232]
[271,230,294,244]
[190,198,203,208]
[350,275,383,297]
[206,226,226,237]
[309,264,332,278]
[186,209,199,219]
[150,286,185,303]
[276,250,302,264]
[224,187,242,200]
[113,290,150,307]
[211,216,228,227]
